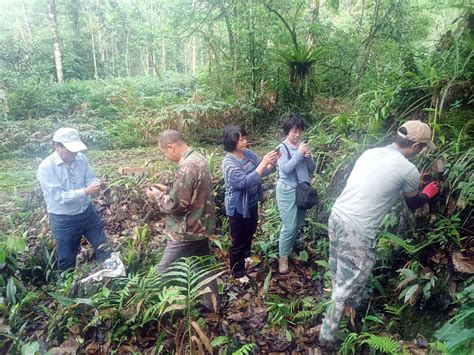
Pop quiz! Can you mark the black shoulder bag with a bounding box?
[281,143,319,210]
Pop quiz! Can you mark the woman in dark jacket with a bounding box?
[222,125,279,279]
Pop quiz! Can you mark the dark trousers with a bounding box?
[156,238,219,312]
[50,204,111,271]
[229,205,258,277]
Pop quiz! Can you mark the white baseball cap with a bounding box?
[52,128,87,152]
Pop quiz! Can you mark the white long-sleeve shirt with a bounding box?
[37,152,99,215]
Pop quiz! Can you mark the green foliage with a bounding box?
[433,281,474,354]
[161,256,224,353]
[232,343,257,355]
[276,44,325,109]
[20,341,40,355]
[254,200,280,260]
[397,264,437,306]
[211,336,257,355]
[0,232,28,318]
[341,332,401,355]
[360,333,402,354]
[266,295,327,332]
[120,225,159,272]
[89,267,181,343]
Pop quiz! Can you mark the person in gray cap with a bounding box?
[37,128,111,271]
[319,120,440,349]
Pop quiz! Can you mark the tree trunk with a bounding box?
[161,37,167,72]
[21,0,32,44]
[247,0,257,97]
[152,51,158,76]
[217,1,237,85]
[264,2,299,51]
[184,41,188,76]
[192,36,197,75]
[90,26,98,79]
[47,0,64,83]
[112,42,116,76]
[357,0,381,85]
[358,0,399,86]
[307,0,319,48]
[125,31,130,77]
[0,81,9,117]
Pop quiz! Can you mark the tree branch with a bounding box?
[263,1,299,50]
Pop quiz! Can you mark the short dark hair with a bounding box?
[282,113,305,135]
[159,129,186,147]
[223,125,247,152]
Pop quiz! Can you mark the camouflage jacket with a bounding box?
[154,148,215,241]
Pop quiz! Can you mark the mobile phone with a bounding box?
[302,139,309,144]
[274,146,280,153]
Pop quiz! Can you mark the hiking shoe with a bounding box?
[279,257,289,274]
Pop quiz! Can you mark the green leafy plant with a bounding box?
[433,281,474,354]
[211,336,257,354]
[161,256,224,354]
[397,263,437,306]
[341,332,401,355]
[266,295,328,342]
[255,200,280,261]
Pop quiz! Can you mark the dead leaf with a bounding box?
[294,325,305,339]
[457,195,467,210]
[67,324,81,335]
[344,304,356,329]
[0,323,11,334]
[429,251,447,264]
[307,325,321,336]
[452,250,474,273]
[446,196,457,216]
[431,159,445,173]
[191,321,213,354]
[118,344,136,353]
[49,337,80,355]
[85,341,100,354]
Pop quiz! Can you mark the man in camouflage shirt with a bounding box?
[146,129,218,310]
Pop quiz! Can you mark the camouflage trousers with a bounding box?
[319,212,377,342]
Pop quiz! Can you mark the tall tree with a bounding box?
[47,0,64,83]
[307,0,319,48]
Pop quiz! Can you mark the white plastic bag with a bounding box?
[80,252,126,283]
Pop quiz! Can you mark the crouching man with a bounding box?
[319,120,440,348]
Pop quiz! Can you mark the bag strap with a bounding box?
[281,142,300,184]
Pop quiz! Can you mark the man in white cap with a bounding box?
[37,128,111,271]
[319,120,440,349]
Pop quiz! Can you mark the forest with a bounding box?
[0,0,472,354]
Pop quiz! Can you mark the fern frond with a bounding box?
[341,332,358,355]
[232,343,256,355]
[360,333,401,354]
